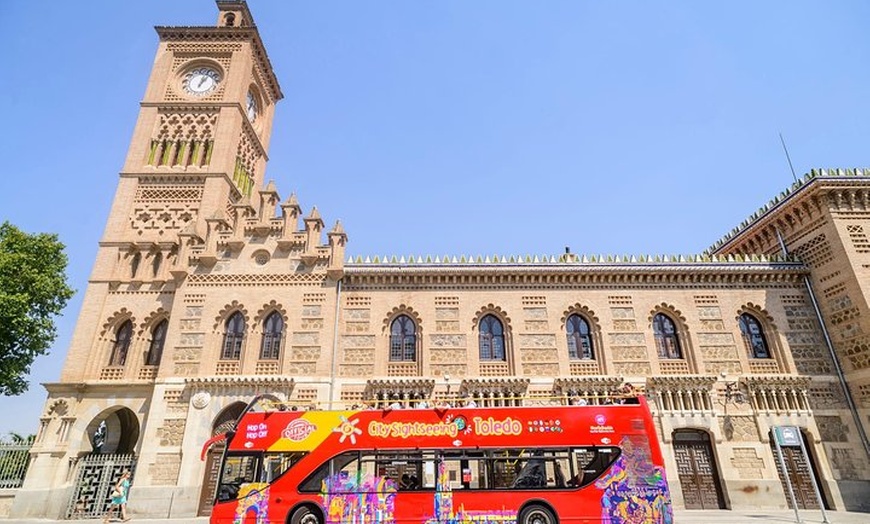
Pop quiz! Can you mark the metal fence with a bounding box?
[0,437,34,488]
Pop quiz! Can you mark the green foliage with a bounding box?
[0,222,75,395]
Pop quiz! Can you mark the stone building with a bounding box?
[9,0,870,519]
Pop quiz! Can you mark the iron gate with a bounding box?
[66,453,136,519]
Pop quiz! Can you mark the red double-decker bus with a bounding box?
[205,395,672,524]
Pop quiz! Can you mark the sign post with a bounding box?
[772,426,802,524]
[796,429,830,524]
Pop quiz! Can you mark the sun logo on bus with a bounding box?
[332,415,362,445]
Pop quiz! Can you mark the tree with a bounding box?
[0,222,75,395]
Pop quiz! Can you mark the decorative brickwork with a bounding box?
[792,233,834,268]
[613,361,652,375]
[522,363,560,376]
[302,304,322,316]
[517,334,556,348]
[730,448,764,479]
[844,335,870,370]
[808,383,848,410]
[816,415,849,442]
[697,306,722,319]
[610,307,635,319]
[523,307,547,319]
[429,334,466,347]
[341,335,375,348]
[344,309,370,320]
[612,319,637,331]
[342,348,374,364]
[719,415,759,442]
[427,348,466,364]
[846,223,870,253]
[339,364,373,377]
[157,419,186,446]
[287,362,317,375]
[344,296,370,307]
[523,320,548,331]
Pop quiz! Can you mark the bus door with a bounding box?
[437,450,492,515]
[375,451,435,523]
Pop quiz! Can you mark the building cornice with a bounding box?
[708,168,870,254]
[343,261,808,289]
[185,375,295,388]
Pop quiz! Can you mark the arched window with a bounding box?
[130,252,141,279]
[110,320,133,366]
[260,311,284,360]
[222,312,246,360]
[389,315,417,362]
[146,319,168,366]
[566,314,594,359]
[479,314,506,361]
[739,313,770,359]
[653,313,682,359]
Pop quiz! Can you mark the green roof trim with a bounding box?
[347,252,800,266]
[706,167,870,254]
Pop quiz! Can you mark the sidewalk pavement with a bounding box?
[0,509,866,523]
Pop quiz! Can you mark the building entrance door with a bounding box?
[673,429,725,509]
[197,446,223,516]
[770,433,828,510]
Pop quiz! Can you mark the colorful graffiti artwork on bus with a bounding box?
[232,483,269,524]
[321,472,398,523]
[425,459,517,524]
[596,436,673,524]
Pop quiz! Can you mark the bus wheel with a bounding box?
[289,505,322,524]
[519,504,557,524]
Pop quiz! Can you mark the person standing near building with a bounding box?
[104,470,132,523]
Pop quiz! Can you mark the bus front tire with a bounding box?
[289,505,322,524]
[519,504,557,524]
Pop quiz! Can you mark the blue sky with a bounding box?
[1,1,869,435]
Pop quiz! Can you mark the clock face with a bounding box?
[246,91,258,122]
[183,67,221,96]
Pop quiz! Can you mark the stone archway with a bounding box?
[84,407,141,455]
[66,407,140,519]
[197,401,247,517]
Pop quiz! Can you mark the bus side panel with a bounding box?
[592,436,671,523]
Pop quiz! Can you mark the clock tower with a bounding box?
[15,1,297,519]
[56,0,284,383]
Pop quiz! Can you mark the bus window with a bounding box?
[299,451,360,493]
[441,451,489,490]
[512,452,546,488]
[373,451,433,490]
[569,447,621,488]
[217,454,259,502]
[489,449,571,489]
[262,452,307,483]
